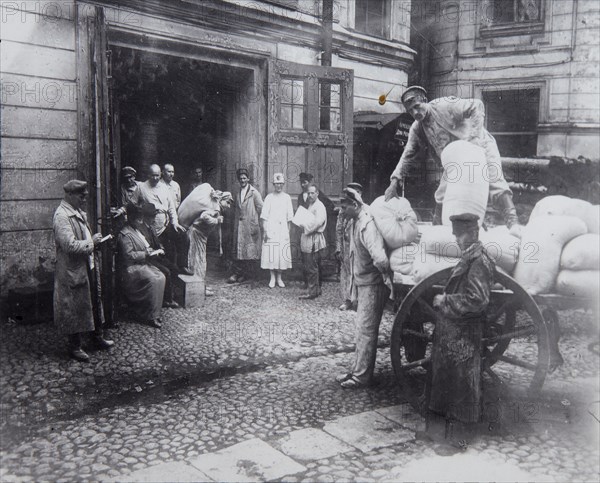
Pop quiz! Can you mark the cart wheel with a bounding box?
[391,267,551,412]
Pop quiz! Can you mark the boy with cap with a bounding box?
[424,213,495,451]
[384,86,521,235]
[335,182,363,311]
[335,186,391,388]
[53,180,114,362]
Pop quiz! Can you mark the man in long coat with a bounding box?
[53,180,114,362]
[427,213,495,450]
[228,168,263,283]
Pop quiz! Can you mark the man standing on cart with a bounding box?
[384,86,521,235]
[423,213,495,453]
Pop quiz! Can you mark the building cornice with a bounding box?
[83,0,415,69]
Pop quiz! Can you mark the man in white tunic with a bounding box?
[299,184,327,300]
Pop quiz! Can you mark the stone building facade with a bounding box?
[410,0,599,160]
[0,0,414,296]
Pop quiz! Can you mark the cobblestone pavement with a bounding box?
[1,272,599,481]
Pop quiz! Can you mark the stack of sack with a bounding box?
[514,195,599,297]
[389,225,520,283]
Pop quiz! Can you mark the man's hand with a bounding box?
[433,294,444,310]
[92,233,103,247]
[216,216,224,224]
[263,233,268,243]
[173,222,187,233]
[384,179,400,202]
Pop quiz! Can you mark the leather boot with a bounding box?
[495,192,520,229]
[432,203,443,225]
[69,333,90,362]
[93,329,115,350]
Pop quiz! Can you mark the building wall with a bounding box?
[411,0,599,160]
[0,0,414,295]
[1,1,81,294]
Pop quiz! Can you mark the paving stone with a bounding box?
[111,462,211,483]
[276,428,354,461]
[323,411,414,453]
[189,439,305,482]
[374,404,425,432]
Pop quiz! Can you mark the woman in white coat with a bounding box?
[260,173,294,288]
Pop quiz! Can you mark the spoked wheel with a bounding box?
[391,268,551,412]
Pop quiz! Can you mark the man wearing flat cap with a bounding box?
[53,180,114,362]
[335,182,363,311]
[228,168,264,283]
[384,86,521,235]
[422,212,495,450]
[335,186,391,388]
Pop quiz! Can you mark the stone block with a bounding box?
[189,438,305,481]
[109,462,211,482]
[375,404,426,432]
[175,274,205,308]
[276,428,354,461]
[323,411,414,453]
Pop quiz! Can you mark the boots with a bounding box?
[68,333,90,362]
[495,191,523,237]
[93,329,115,350]
[432,203,443,225]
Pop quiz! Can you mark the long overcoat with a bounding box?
[232,185,263,260]
[429,241,495,423]
[53,200,104,335]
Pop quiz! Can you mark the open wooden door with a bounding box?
[268,59,353,202]
[268,59,353,272]
[90,7,119,326]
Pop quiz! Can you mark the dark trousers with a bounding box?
[149,257,177,303]
[159,226,189,271]
[232,259,260,279]
[301,248,325,297]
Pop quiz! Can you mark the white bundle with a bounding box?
[369,196,418,249]
[560,234,600,271]
[583,205,600,234]
[440,140,489,226]
[556,270,599,300]
[529,195,592,222]
[178,183,218,227]
[514,215,588,295]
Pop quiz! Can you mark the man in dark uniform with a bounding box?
[424,213,495,452]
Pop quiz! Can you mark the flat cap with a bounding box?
[401,86,428,104]
[121,166,137,176]
[273,173,285,184]
[450,213,479,233]
[341,187,363,206]
[299,172,314,182]
[63,179,88,194]
[347,182,364,193]
[236,168,249,178]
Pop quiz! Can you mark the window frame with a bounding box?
[480,0,545,38]
[354,0,390,40]
[279,77,307,132]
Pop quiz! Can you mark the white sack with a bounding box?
[178,183,217,227]
[583,205,600,234]
[389,243,421,275]
[560,234,600,270]
[529,195,592,221]
[440,141,489,226]
[412,253,460,283]
[418,225,520,274]
[369,196,418,249]
[514,215,588,295]
[556,270,599,300]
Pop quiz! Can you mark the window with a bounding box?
[483,88,540,157]
[355,0,388,38]
[490,0,541,24]
[280,78,305,130]
[319,82,342,132]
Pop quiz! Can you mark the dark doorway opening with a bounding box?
[111,46,256,197]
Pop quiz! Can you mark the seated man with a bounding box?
[139,203,181,309]
[117,203,167,328]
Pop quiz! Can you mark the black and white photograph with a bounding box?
[1,0,599,481]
